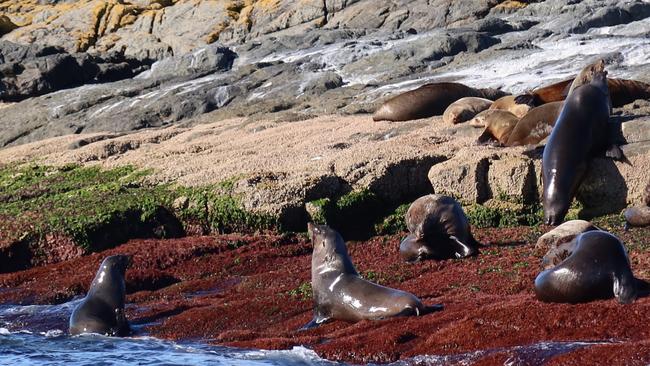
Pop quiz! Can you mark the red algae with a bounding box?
[1,225,650,364]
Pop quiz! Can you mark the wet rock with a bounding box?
[138,44,237,80]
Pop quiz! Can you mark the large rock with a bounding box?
[536,220,600,250]
[428,150,492,204]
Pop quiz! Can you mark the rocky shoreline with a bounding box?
[2,1,650,364]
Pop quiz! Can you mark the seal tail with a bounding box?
[299,314,330,331]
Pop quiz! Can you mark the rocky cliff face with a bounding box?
[1,0,650,267]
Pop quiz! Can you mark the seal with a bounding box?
[69,255,130,336]
[488,95,532,118]
[442,97,493,124]
[535,231,638,304]
[505,101,563,146]
[373,82,509,122]
[303,223,439,328]
[473,110,519,145]
[541,60,615,225]
[469,109,518,129]
[516,77,650,108]
[399,194,479,262]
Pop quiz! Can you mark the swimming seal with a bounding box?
[373,82,508,122]
[488,95,532,118]
[442,97,493,124]
[473,110,519,145]
[69,255,130,336]
[304,223,437,328]
[535,231,637,304]
[399,194,479,262]
[505,101,563,146]
[541,60,614,225]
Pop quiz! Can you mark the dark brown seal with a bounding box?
[535,231,638,304]
[541,60,614,225]
[69,255,130,336]
[373,82,508,122]
[303,223,439,328]
[399,194,479,262]
[505,101,563,146]
[516,76,650,108]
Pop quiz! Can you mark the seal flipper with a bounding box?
[299,313,330,330]
[613,273,637,304]
[111,308,131,336]
[513,93,539,107]
[476,130,500,146]
[450,235,478,258]
[604,144,631,165]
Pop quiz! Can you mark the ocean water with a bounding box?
[0,302,341,366]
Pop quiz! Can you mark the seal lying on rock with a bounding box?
[535,231,638,304]
[505,101,563,146]
[516,77,650,108]
[69,255,130,336]
[442,97,493,124]
[488,95,532,118]
[475,110,519,145]
[541,60,618,225]
[373,82,508,122]
[399,194,479,262]
[303,223,438,328]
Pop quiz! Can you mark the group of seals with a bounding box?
[305,222,439,328]
[541,60,617,225]
[69,255,130,336]
[399,194,479,262]
[372,82,508,122]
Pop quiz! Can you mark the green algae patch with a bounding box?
[465,200,544,228]
[375,203,409,235]
[0,164,277,271]
[0,164,181,251]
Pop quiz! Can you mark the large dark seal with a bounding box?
[505,101,563,146]
[541,60,614,225]
[69,255,130,336]
[399,194,479,262]
[303,223,437,328]
[535,231,638,304]
[373,82,508,122]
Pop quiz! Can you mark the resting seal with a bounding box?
[473,110,519,145]
[399,194,479,262]
[442,97,493,124]
[488,95,532,118]
[516,77,650,108]
[505,101,563,146]
[69,255,130,336]
[373,82,508,122]
[535,231,637,304]
[304,223,437,328]
[541,60,615,225]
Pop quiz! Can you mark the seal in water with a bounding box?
[303,223,439,328]
[373,82,508,122]
[399,194,479,262]
[535,231,638,304]
[442,97,493,124]
[541,60,617,225]
[69,255,130,336]
[505,101,563,146]
[488,95,532,118]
